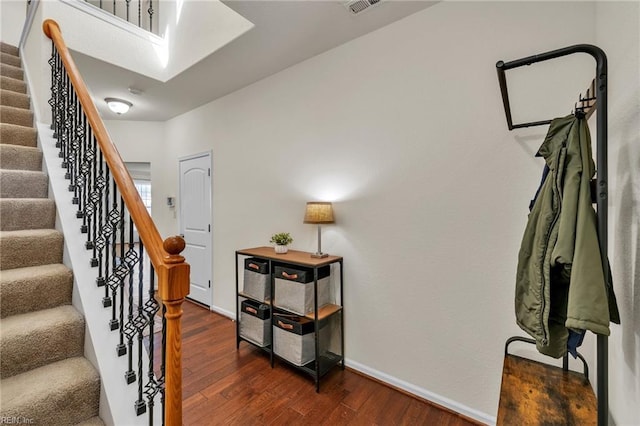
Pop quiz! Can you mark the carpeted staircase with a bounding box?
[0,42,103,425]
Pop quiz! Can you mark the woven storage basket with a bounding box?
[273,314,315,366]
[274,265,330,315]
[243,257,270,301]
[239,299,271,347]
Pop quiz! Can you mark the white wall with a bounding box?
[102,120,167,221]
[0,0,26,46]
[149,2,602,421]
[595,2,640,425]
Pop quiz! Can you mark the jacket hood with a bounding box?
[536,114,578,168]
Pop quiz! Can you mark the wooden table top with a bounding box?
[236,246,342,267]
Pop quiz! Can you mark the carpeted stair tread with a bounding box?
[0,169,48,198]
[0,105,33,127]
[0,75,26,94]
[0,145,41,170]
[0,305,84,378]
[0,357,100,425]
[0,40,101,423]
[0,229,63,270]
[0,63,23,81]
[0,123,37,147]
[0,199,55,231]
[0,52,21,68]
[76,416,105,426]
[0,89,30,109]
[0,263,72,318]
[0,42,19,57]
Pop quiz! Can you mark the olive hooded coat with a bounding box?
[515,114,619,358]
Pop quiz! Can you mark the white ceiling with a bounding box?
[72,0,438,121]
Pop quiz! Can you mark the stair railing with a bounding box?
[43,19,188,426]
[80,0,157,34]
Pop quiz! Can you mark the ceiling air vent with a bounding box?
[346,0,382,15]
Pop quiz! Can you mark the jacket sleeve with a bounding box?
[564,120,611,335]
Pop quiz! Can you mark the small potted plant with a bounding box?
[270,232,293,254]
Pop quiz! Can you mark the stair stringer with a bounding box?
[38,122,162,426]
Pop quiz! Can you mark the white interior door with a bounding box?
[179,152,212,306]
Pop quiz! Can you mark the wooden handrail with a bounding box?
[43,19,189,426]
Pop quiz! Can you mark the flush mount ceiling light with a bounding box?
[105,97,132,115]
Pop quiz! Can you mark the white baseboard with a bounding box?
[210,304,235,320]
[344,358,496,426]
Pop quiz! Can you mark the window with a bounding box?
[134,180,152,215]
[125,162,152,216]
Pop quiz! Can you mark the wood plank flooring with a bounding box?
[173,301,481,425]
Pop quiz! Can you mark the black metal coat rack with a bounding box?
[496,44,609,426]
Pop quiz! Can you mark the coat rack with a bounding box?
[496,44,609,426]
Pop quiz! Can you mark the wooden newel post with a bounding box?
[159,236,190,426]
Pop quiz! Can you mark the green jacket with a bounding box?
[515,115,619,358]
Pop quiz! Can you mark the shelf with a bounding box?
[236,247,344,393]
[305,304,342,320]
[237,246,342,267]
[239,335,272,353]
[238,291,271,305]
[299,352,343,378]
[271,302,342,320]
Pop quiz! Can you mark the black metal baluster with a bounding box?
[87,132,99,253]
[58,65,67,158]
[78,113,91,228]
[144,265,160,424]
[148,0,154,33]
[53,49,60,142]
[94,153,106,272]
[52,48,61,142]
[123,214,139,382]
[68,88,79,201]
[48,43,58,136]
[57,53,64,145]
[144,265,164,425]
[108,177,124,329]
[72,93,83,207]
[138,0,141,28]
[82,124,94,239]
[161,301,166,426]
[117,195,127,356]
[76,110,87,221]
[126,0,131,22]
[63,71,72,171]
[66,86,74,184]
[89,137,101,260]
[113,0,116,15]
[59,69,70,164]
[135,242,147,416]
[100,165,112,309]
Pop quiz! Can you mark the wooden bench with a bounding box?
[497,337,597,425]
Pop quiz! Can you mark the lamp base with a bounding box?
[311,252,329,258]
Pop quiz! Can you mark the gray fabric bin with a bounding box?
[273,314,315,366]
[243,258,270,301]
[239,299,271,347]
[274,265,330,315]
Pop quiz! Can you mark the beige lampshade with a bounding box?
[303,202,335,224]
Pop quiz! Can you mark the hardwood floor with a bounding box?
[176,301,481,426]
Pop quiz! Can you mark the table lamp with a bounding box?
[303,202,334,258]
